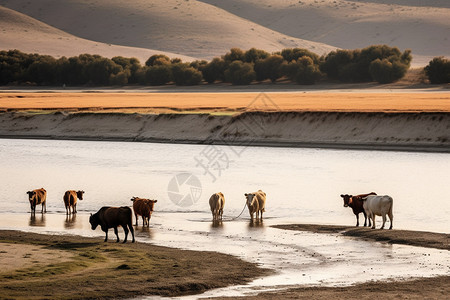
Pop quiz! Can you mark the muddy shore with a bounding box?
[1,225,449,299]
[1,110,449,152]
[0,230,269,299]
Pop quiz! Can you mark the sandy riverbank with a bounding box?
[1,92,449,152]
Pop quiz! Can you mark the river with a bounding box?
[0,138,449,298]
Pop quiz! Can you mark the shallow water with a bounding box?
[0,139,449,297]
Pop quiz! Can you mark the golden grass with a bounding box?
[1,92,450,113]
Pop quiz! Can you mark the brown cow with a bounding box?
[130,197,157,226]
[209,192,225,221]
[26,188,47,214]
[245,190,266,222]
[63,190,84,215]
[340,192,377,227]
[89,206,135,243]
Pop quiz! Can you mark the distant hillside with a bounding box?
[0,6,195,64]
[201,0,450,66]
[0,0,336,60]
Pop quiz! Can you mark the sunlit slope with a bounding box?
[0,6,195,63]
[0,0,337,59]
[201,0,450,65]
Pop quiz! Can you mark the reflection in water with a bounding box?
[64,214,77,229]
[134,226,154,240]
[29,214,46,227]
[248,220,264,229]
[211,220,223,228]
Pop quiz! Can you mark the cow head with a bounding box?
[27,190,36,200]
[130,196,138,202]
[77,190,85,200]
[245,193,257,207]
[146,199,158,212]
[340,194,353,207]
[89,213,98,230]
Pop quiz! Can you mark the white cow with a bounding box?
[362,195,393,229]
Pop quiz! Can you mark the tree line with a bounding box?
[0,46,448,86]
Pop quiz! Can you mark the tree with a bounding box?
[369,59,408,83]
[284,57,322,84]
[281,48,320,64]
[424,57,450,84]
[244,48,270,63]
[171,63,203,85]
[144,65,172,85]
[145,54,171,67]
[224,61,255,85]
[112,56,141,84]
[254,55,285,82]
[201,58,227,83]
[223,48,245,63]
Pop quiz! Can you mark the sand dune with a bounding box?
[0,0,336,60]
[0,6,195,64]
[201,0,450,66]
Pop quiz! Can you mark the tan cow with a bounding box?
[209,192,225,221]
[130,197,157,226]
[245,190,266,222]
[26,188,47,214]
[63,190,84,215]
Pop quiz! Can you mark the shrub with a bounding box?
[112,56,141,84]
[201,58,227,83]
[284,57,322,84]
[369,59,408,83]
[145,54,171,66]
[171,63,202,85]
[224,61,255,85]
[244,48,270,63]
[223,48,245,63]
[424,57,450,84]
[144,65,172,85]
[281,48,321,64]
[254,55,285,82]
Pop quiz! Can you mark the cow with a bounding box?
[26,188,47,214]
[209,192,225,221]
[63,190,84,215]
[130,197,157,226]
[245,190,266,222]
[340,192,377,227]
[361,195,394,230]
[89,206,135,243]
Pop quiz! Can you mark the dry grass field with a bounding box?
[1,92,450,113]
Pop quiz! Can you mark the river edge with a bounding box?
[1,111,449,153]
[217,224,450,299]
[0,230,271,299]
[1,225,449,299]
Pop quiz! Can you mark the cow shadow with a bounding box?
[29,214,46,227]
[64,214,77,229]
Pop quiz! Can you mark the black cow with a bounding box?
[89,206,135,243]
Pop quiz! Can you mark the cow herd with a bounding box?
[25,187,394,243]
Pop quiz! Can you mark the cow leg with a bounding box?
[114,227,120,242]
[104,230,108,242]
[363,212,367,227]
[371,214,376,229]
[129,223,135,243]
[135,214,138,226]
[355,213,360,227]
[260,210,263,221]
[123,225,129,243]
[74,204,77,214]
[388,211,393,230]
